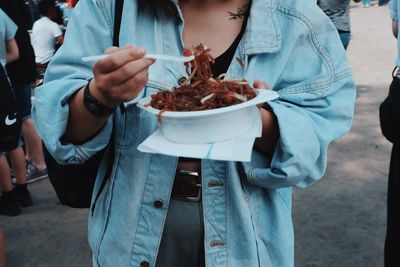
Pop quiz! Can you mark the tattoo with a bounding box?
[228,0,250,20]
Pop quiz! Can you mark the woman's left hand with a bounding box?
[253,79,279,157]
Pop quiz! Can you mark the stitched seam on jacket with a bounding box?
[275,5,335,95]
[128,155,153,267]
[96,0,113,34]
[76,145,90,160]
[74,146,88,162]
[334,68,352,81]
[94,151,119,266]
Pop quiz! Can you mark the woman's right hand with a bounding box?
[89,44,156,108]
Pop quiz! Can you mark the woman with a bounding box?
[33,0,356,266]
[380,2,400,265]
[317,0,361,50]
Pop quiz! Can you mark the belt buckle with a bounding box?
[182,183,202,202]
[175,169,202,202]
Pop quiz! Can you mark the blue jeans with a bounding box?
[362,0,371,5]
[339,31,351,50]
[378,0,389,5]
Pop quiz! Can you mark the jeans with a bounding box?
[339,31,351,50]
[378,0,389,5]
[155,198,205,267]
[362,0,371,6]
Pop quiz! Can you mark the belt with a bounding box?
[171,169,201,201]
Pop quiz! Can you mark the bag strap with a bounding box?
[392,66,398,79]
[91,0,124,215]
[113,0,124,48]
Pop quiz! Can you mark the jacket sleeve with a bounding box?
[242,5,356,189]
[380,77,400,144]
[32,0,115,165]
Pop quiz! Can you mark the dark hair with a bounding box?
[138,0,176,17]
[38,0,56,16]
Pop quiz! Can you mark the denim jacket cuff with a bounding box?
[33,79,113,164]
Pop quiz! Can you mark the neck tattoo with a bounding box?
[228,0,250,20]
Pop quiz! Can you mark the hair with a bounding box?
[38,0,56,16]
[138,0,176,18]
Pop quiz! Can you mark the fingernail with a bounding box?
[138,48,146,55]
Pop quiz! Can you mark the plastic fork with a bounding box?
[81,54,194,63]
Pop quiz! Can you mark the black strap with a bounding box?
[113,0,124,47]
[91,129,116,215]
[392,66,398,79]
[91,0,124,215]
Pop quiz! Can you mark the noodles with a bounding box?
[148,44,256,117]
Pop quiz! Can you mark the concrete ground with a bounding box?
[0,2,396,267]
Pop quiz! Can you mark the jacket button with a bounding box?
[140,261,150,267]
[153,200,163,208]
[178,76,187,85]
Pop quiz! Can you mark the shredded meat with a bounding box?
[147,44,256,120]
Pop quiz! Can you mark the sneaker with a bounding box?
[13,184,33,207]
[0,191,21,216]
[26,163,48,183]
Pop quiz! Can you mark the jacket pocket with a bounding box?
[114,104,140,150]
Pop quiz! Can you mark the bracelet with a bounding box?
[83,81,116,117]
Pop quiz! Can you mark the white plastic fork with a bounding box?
[81,54,194,63]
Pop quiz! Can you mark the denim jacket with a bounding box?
[33,0,356,266]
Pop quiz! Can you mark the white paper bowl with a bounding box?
[137,89,279,144]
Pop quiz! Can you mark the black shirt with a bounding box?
[0,0,37,84]
[211,14,248,77]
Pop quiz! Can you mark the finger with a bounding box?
[253,79,270,90]
[104,46,120,55]
[104,44,134,55]
[113,69,150,101]
[95,46,147,73]
[98,57,155,88]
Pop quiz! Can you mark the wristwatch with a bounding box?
[83,81,116,117]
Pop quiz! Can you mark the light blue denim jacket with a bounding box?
[33,0,356,266]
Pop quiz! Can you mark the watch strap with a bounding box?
[83,81,115,117]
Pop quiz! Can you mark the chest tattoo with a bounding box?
[228,0,250,20]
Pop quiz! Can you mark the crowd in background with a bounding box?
[0,0,75,218]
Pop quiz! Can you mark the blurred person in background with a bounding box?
[0,227,5,267]
[0,9,32,217]
[361,0,371,7]
[24,0,40,30]
[0,0,48,183]
[66,0,78,8]
[380,1,400,266]
[31,0,64,78]
[378,0,389,6]
[317,0,361,50]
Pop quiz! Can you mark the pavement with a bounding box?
[0,2,396,267]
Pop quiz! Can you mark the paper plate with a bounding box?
[137,89,279,144]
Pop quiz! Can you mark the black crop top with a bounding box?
[210,15,248,77]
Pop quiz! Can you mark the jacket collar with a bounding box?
[169,0,281,55]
